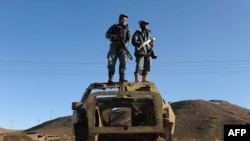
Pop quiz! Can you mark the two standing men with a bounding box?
[105,14,156,83]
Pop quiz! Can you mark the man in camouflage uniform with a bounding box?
[106,14,131,83]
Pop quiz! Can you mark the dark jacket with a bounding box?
[132,29,153,56]
[106,24,131,46]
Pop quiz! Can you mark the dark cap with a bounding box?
[139,20,149,26]
[119,14,128,20]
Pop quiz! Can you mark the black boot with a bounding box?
[119,73,128,82]
[108,73,114,84]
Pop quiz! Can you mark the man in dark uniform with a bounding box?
[105,14,132,83]
[132,20,157,82]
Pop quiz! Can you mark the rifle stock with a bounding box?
[138,37,156,49]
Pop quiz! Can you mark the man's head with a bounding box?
[139,20,149,30]
[119,14,128,25]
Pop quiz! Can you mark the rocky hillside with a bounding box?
[171,99,250,141]
[1,99,250,141]
[25,116,73,136]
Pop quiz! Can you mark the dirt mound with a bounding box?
[171,99,250,141]
[25,116,74,138]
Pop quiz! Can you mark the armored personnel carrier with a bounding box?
[71,82,175,141]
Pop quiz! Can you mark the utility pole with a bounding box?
[50,111,53,120]
[11,120,13,129]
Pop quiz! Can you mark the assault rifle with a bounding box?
[117,34,133,60]
[138,37,157,59]
[112,24,133,60]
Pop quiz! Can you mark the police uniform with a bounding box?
[132,20,156,82]
[105,14,131,83]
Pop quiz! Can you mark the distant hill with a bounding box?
[1,99,250,141]
[0,128,23,141]
[0,127,16,134]
[0,128,9,134]
[25,116,74,140]
[171,99,250,140]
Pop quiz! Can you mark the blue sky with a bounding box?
[1,0,250,129]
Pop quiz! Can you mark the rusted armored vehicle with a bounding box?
[71,82,175,141]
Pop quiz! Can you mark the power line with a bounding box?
[0,59,250,75]
[1,59,250,66]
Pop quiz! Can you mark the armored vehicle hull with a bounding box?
[72,82,175,141]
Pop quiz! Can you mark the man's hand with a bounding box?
[149,39,154,46]
[112,35,120,41]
